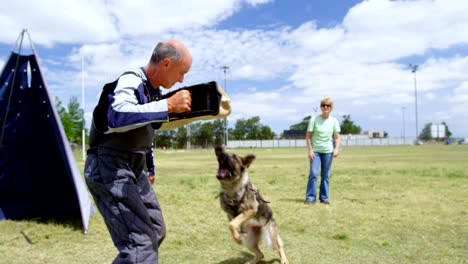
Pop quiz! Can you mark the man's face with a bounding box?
[161,55,192,88]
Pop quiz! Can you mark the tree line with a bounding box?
[56,96,453,148]
[289,115,362,134]
[55,96,276,148]
[55,96,88,145]
[154,116,276,149]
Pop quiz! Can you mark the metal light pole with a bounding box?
[401,106,405,140]
[81,56,86,161]
[221,65,229,146]
[409,64,419,142]
[187,124,191,149]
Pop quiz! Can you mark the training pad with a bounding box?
[163,81,222,120]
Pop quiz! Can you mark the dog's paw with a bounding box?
[232,233,242,244]
[229,225,243,244]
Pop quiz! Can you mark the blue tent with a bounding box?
[0,30,95,233]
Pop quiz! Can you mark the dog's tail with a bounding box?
[262,221,283,251]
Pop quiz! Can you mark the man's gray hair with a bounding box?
[150,42,182,64]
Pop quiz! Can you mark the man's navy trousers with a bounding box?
[85,146,166,264]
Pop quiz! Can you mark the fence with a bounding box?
[227,137,416,148]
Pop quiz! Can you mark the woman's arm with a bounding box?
[306,131,315,160]
[333,132,341,157]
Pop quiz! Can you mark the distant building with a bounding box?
[284,130,386,139]
[344,134,369,140]
[431,124,446,139]
[364,130,385,138]
[282,130,306,139]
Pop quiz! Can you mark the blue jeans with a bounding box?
[305,152,334,202]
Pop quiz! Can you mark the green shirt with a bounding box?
[307,115,341,153]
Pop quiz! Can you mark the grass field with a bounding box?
[1,145,467,264]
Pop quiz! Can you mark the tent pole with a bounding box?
[0,30,26,144]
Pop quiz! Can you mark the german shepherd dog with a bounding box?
[215,146,288,264]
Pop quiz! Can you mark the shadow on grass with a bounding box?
[1,215,83,245]
[217,251,281,264]
[278,198,305,204]
[30,215,83,231]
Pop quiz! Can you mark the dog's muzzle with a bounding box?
[216,168,230,180]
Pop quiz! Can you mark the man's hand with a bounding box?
[167,90,191,113]
[148,175,155,184]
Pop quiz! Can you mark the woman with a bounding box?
[305,96,341,205]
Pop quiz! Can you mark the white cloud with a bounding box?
[0,0,275,46]
[107,0,239,37]
[451,81,468,114]
[2,0,468,137]
[245,0,273,6]
[0,0,118,46]
[453,82,468,99]
[288,22,345,54]
[339,0,468,62]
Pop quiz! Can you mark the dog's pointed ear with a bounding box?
[214,145,224,157]
[242,154,256,168]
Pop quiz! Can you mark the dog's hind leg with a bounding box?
[267,223,289,264]
[274,234,288,264]
[243,226,264,264]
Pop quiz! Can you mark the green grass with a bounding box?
[1,145,467,263]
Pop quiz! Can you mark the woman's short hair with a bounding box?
[320,96,334,109]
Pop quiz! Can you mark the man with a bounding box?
[85,40,192,263]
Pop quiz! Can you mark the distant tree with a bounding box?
[441,121,452,139]
[197,122,215,148]
[174,126,187,149]
[154,130,175,148]
[178,121,218,148]
[55,96,87,144]
[340,115,361,134]
[420,122,452,141]
[166,120,225,149]
[229,116,275,140]
[212,119,225,145]
[289,116,311,130]
[67,96,84,143]
[419,123,432,140]
[259,126,275,140]
[229,119,247,140]
[186,123,201,147]
[55,97,72,138]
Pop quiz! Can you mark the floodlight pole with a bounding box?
[222,65,229,146]
[81,56,86,161]
[187,124,191,149]
[409,64,419,142]
[401,106,405,140]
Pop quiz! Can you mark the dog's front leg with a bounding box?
[229,209,257,244]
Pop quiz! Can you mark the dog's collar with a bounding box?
[222,181,255,206]
[223,188,247,206]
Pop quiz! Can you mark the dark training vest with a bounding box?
[88,72,161,153]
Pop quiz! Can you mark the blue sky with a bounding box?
[1,0,468,138]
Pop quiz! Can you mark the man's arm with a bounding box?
[146,146,156,184]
